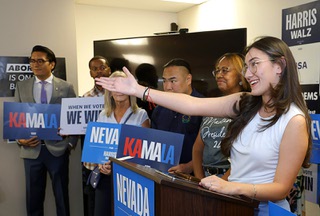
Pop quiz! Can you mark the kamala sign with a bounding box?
[82,122,184,172]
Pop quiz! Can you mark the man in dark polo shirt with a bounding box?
[151,58,203,174]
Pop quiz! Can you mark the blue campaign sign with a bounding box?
[113,162,155,216]
[82,122,122,164]
[310,114,320,163]
[311,114,320,145]
[269,201,295,216]
[117,125,184,173]
[282,1,320,46]
[3,102,62,140]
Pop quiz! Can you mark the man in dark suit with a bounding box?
[14,45,78,216]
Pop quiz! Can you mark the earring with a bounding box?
[239,81,242,86]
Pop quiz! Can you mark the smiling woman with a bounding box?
[94,36,312,216]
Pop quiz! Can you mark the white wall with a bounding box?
[178,0,316,43]
[0,0,82,215]
[0,0,79,94]
[75,5,177,96]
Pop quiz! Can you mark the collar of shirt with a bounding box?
[33,74,53,103]
[83,86,105,97]
[34,74,54,84]
[94,86,105,96]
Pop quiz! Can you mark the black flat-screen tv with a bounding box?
[94,28,246,97]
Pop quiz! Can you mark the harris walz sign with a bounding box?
[282,1,320,46]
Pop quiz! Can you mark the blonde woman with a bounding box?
[94,71,150,216]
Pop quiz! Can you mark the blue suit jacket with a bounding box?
[14,76,78,159]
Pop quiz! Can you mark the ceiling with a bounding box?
[75,0,205,13]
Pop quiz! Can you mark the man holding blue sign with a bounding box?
[14,45,78,216]
[81,55,111,216]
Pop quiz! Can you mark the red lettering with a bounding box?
[123,137,135,156]
[132,139,142,158]
[18,113,26,128]
[9,112,26,128]
[9,112,18,127]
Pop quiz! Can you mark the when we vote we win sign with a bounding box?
[60,97,104,135]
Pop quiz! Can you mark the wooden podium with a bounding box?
[111,157,259,216]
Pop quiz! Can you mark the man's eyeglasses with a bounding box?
[212,67,231,77]
[90,65,108,72]
[29,59,49,65]
[242,59,273,76]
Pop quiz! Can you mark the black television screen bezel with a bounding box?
[94,28,247,97]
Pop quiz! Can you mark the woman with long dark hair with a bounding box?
[95,36,311,216]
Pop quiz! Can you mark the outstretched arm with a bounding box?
[95,67,241,118]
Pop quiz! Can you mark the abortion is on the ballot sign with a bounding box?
[3,102,62,140]
[82,122,184,173]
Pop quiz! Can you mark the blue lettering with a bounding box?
[84,110,100,123]
[163,144,175,165]
[67,111,82,124]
